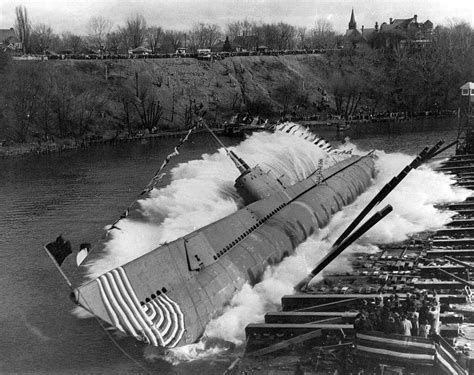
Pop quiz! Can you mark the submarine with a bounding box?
[70,125,376,348]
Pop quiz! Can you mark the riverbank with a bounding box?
[0,127,226,158]
[0,115,460,158]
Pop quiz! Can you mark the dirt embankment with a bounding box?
[0,54,334,157]
[97,54,331,128]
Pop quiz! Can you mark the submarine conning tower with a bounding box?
[229,150,288,205]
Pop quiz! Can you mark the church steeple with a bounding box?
[348,8,357,30]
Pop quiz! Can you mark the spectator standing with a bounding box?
[399,315,412,336]
[419,320,431,338]
[408,308,419,336]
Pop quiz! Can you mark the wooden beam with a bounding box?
[436,267,474,288]
[265,311,358,324]
[246,329,323,357]
[444,255,474,270]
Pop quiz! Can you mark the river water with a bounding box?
[0,126,460,374]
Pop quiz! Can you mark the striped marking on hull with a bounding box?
[96,267,185,347]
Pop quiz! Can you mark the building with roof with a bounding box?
[344,10,433,50]
[344,9,363,48]
[461,82,474,104]
[379,15,433,49]
[0,28,22,51]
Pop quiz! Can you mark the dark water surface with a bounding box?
[0,127,458,374]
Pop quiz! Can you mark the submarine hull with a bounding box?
[75,154,375,347]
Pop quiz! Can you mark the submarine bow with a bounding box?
[73,153,375,347]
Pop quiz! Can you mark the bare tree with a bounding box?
[311,18,336,49]
[106,31,122,55]
[121,14,147,50]
[161,30,184,54]
[87,16,112,55]
[296,27,307,49]
[9,64,42,141]
[226,19,255,40]
[146,26,163,53]
[189,23,222,50]
[276,22,296,50]
[15,5,31,54]
[30,24,54,54]
[61,32,83,54]
[134,84,162,130]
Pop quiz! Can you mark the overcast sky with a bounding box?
[1,0,473,35]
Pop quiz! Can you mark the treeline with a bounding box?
[0,59,109,143]
[13,5,339,55]
[325,21,474,118]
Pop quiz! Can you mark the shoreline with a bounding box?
[0,127,226,158]
[0,116,458,159]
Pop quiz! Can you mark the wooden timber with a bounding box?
[265,311,358,324]
[432,238,474,247]
[434,227,474,236]
[447,219,474,226]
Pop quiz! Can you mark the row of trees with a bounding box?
[0,58,172,142]
[12,5,339,55]
[326,21,474,118]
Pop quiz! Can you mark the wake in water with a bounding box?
[80,123,470,362]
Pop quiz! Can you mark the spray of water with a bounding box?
[85,124,344,280]
[81,123,470,362]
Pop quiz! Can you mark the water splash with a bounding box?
[85,123,343,280]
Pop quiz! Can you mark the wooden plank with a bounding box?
[265,311,358,324]
[281,293,464,306]
[434,227,474,236]
[245,323,354,337]
[432,238,474,247]
[283,297,360,312]
[427,249,474,258]
[246,329,323,357]
[444,256,474,270]
[447,219,474,227]
[414,280,465,290]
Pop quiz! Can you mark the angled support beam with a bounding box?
[436,267,474,288]
[444,255,474,270]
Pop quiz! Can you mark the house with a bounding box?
[344,10,433,50]
[379,15,433,49]
[0,28,22,51]
[461,82,474,104]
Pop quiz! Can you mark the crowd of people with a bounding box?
[354,292,440,338]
